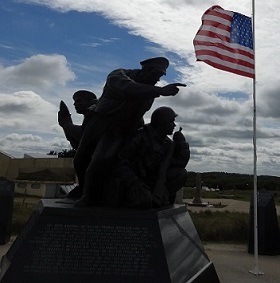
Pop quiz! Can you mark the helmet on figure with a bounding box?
[151,106,178,127]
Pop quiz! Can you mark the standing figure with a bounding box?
[58,90,97,199]
[58,90,98,150]
[74,57,186,207]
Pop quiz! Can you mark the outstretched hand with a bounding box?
[169,83,187,87]
[160,83,186,96]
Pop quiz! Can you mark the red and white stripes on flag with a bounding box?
[193,5,255,79]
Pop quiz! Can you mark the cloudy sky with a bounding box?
[1,0,280,177]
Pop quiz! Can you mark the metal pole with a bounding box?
[249,0,263,275]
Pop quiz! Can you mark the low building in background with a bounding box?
[0,150,76,198]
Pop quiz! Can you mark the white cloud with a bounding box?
[0,89,84,156]
[0,91,58,131]
[0,54,75,91]
[0,133,71,157]
[3,133,42,142]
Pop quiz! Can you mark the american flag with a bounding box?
[193,5,255,79]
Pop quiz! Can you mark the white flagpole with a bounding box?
[249,0,264,275]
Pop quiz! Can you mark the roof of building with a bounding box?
[16,169,75,182]
[0,149,14,158]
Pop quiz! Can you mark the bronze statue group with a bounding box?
[58,57,190,209]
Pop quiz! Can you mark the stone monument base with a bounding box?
[0,200,219,283]
[186,202,208,207]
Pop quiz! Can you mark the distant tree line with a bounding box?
[47,148,76,158]
[45,150,280,190]
[185,171,280,191]
[47,150,57,156]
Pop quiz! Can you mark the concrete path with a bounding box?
[205,243,280,283]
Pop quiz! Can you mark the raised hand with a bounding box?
[173,127,186,142]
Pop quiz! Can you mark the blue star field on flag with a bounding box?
[230,13,253,49]
[193,5,255,78]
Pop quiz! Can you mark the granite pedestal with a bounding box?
[0,200,219,283]
[248,189,280,255]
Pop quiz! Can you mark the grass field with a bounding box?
[190,210,249,243]
[184,188,280,243]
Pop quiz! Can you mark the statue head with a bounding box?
[73,90,97,114]
[138,57,169,85]
[140,57,169,75]
[151,106,177,135]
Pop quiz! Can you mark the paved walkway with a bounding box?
[205,243,280,283]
